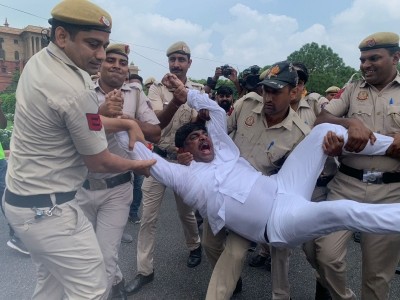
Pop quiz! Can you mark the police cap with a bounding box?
[49,0,112,33]
[259,61,298,89]
[166,41,191,57]
[106,43,130,59]
[325,86,340,93]
[358,32,399,51]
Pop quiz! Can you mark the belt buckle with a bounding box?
[362,170,383,184]
[88,179,107,190]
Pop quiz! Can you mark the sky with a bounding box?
[1,0,400,82]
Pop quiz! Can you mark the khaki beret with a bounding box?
[50,0,112,33]
[166,41,190,56]
[106,43,130,59]
[325,86,340,93]
[358,32,399,51]
[144,77,156,86]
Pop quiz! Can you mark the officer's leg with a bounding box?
[360,233,400,300]
[6,200,107,299]
[270,246,292,300]
[174,193,200,251]
[137,176,166,275]
[206,231,249,300]
[202,218,226,268]
[94,183,133,295]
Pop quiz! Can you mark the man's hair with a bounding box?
[50,19,89,42]
[175,122,207,148]
[129,73,143,84]
[387,46,400,55]
[293,62,309,84]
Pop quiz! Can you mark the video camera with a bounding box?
[220,64,232,77]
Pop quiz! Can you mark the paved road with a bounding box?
[1,188,400,299]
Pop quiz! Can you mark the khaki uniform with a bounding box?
[5,43,108,299]
[314,76,400,300]
[203,92,310,300]
[136,80,202,276]
[75,81,159,296]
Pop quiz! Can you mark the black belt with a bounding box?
[316,175,334,187]
[339,164,400,184]
[5,189,76,208]
[83,172,132,191]
[153,145,168,158]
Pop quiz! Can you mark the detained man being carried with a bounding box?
[116,61,399,248]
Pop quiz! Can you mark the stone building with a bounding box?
[0,19,48,91]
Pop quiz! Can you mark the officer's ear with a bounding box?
[54,26,69,49]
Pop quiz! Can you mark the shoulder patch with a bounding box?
[86,113,103,131]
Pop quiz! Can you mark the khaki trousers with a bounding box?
[202,219,249,300]
[75,181,133,297]
[5,198,107,300]
[304,173,400,300]
[255,244,292,300]
[137,175,200,275]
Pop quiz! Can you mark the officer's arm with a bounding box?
[82,149,155,176]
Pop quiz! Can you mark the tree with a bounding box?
[287,43,357,94]
[3,70,20,93]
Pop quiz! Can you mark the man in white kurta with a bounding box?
[116,85,400,248]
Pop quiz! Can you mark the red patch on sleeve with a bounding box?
[333,88,345,99]
[86,113,103,131]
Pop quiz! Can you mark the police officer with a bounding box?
[315,32,400,299]
[75,43,161,299]
[125,41,202,295]
[325,86,341,101]
[203,61,310,300]
[3,1,155,298]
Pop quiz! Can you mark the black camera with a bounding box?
[220,65,232,77]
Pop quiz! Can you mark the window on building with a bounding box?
[15,51,19,61]
[1,66,6,73]
[0,49,5,60]
[14,39,19,44]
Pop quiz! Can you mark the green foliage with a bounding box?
[0,93,16,114]
[0,126,13,150]
[3,71,20,93]
[286,42,357,94]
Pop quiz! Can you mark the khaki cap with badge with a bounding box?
[358,32,399,51]
[325,86,340,93]
[259,61,298,89]
[49,0,112,33]
[166,41,191,56]
[106,43,130,59]
[144,77,156,87]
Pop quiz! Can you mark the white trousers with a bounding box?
[267,123,396,247]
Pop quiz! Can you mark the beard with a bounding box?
[219,101,231,113]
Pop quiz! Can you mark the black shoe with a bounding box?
[233,277,242,295]
[187,245,202,268]
[396,266,400,275]
[353,232,361,243]
[121,233,133,244]
[249,254,271,271]
[7,236,30,255]
[125,273,154,296]
[110,278,127,300]
[315,280,332,300]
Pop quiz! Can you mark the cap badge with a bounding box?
[357,91,368,101]
[182,46,189,53]
[244,115,255,127]
[99,16,111,27]
[366,38,376,48]
[267,65,280,78]
[125,45,130,53]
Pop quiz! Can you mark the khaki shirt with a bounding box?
[228,92,310,175]
[147,79,203,155]
[7,42,107,195]
[325,76,400,172]
[89,81,160,179]
[305,92,329,116]
[296,98,317,127]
